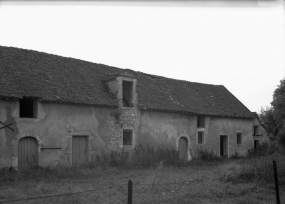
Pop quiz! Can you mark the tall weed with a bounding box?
[227,154,285,183]
[196,147,222,162]
[132,145,185,168]
[95,145,185,169]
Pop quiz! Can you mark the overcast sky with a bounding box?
[0,1,284,112]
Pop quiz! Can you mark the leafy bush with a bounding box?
[230,151,244,160]
[197,147,222,162]
[247,142,279,157]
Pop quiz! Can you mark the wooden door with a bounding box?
[72,136,88,166]
[220,136,228,157]
[178,137,188,161]
[18,137,38,171]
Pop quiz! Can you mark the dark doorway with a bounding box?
[178,137,188,161]
[220,135,228,157]
[254,140,259,149]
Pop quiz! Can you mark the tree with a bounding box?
[272,79,285,131]
[258,106,279,137]
[271,79,285,148]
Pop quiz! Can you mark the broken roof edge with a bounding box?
[138,107,255,120]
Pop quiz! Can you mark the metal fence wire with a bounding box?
[0,161,283,204]
[0,179,282,204]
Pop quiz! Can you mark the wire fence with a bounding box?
[0,161,283,204]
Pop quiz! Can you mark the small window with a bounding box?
[197,131,204,144]
[237,132,242,145]
[123,129,133,145]
[197,116,205,128]
[122,80,133,107]
[254,140,259,149]
[253,126,259,136]
[19,97,37,118]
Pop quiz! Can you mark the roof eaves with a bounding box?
[138,106,254,119]
[40,99,118,108]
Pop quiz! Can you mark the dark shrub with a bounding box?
[197,147,222,161]
[230,151,244,160]
[247,142,279,157]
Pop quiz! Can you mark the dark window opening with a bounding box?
[253,126,259,136]
[122,81,133,107]
[20,97,37,118]
[254,140,259,149]
[197,116,205,128]
[123,129,133,145]
[237,132,242,145]
[198,131,204,144]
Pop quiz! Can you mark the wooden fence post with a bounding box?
[128,180,132,204]
[273,160,280,204]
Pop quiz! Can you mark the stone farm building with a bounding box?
[0,46,268,171]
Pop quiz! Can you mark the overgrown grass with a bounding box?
[221,142,285,184]
[196,147,223,162]
[247,142,280,157]
[96,145,186,169]
[0,164,105,183]
[0,145,226,183]
[238,153,285,183]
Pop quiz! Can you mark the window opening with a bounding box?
[122,81,133,107]
[253,126,259,136]
[123,129,133,145]
[20,97,37,118]
[197,116,205,128]
[237,132,242,145]
[197,131,204,144]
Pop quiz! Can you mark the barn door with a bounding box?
[178,137,188,161]
[72,136,88,166]
[18,137,38,171]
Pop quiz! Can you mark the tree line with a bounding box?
[259,79,285,147]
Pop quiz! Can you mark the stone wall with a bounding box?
[107,107,136,152]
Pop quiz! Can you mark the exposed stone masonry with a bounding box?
[107,108,136,152]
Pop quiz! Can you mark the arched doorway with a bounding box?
[178,137,188,161]
[18,137,38,171]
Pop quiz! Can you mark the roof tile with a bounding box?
[0,46,253,118]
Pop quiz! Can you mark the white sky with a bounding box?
[0,1,284,112]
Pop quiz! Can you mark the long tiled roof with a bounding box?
[0,46,254,119]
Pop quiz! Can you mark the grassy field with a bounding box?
[0,159,284,204]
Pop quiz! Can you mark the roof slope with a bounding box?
[0,46,253,119]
